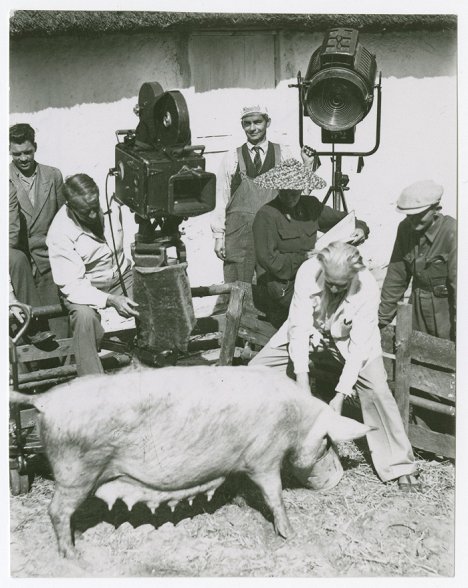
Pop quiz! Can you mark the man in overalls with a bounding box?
[378,180,456,342]
[211,105,294,283]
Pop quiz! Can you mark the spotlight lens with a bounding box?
[305,75,368,131]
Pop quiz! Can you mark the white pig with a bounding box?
[10,365,370,557]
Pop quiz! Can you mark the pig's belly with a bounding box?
[95,475,225,512]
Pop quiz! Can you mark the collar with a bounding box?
[247,139,268,153]
[423,213,444,243]
[11,163,38,182]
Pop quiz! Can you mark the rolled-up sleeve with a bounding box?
[46,231,109,309]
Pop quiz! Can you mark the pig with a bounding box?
[10,365,370,558]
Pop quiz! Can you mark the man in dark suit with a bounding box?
[9,123,68,337]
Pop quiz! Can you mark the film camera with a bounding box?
[113,81,216,266]
[111,82,216,364]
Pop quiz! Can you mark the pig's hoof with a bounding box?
[59,544,78,559]
[275,521,295,540]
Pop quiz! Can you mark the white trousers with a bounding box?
[250,342,417,482]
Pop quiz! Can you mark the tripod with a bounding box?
[321,152,349,212]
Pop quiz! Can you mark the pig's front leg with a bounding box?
[250,470,294,539]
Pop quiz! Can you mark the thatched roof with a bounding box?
[10,11,457,38]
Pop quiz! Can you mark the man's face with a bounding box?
[407,206,438,233]
[10,140,37,176]
[67,191,102,231]
[241,114,270,145]
[323,269,352,295]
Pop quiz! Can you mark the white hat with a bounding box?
[240,105,269,119]
[397,180,443,215]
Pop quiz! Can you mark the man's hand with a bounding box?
[347,228,366,245]
[300,145,315,168]
[329,392,345,414]
[106,294,140,318]
[296,372,311,394]
[214,236,226,261]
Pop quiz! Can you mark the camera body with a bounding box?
[114,140,215,220]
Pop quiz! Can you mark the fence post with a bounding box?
[394,302,412,433]
[218,284,245,366]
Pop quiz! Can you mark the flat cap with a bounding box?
[397,180,443,214]
[240,105,269,119]
[253,158,326,191]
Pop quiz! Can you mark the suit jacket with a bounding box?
[9,162,65,274]
[269,256,383,396]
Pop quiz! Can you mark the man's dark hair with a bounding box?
[62,174,99,202]
[9,123,36,145]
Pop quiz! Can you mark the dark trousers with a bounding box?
[64,267,133,377]
[9,247,68,338]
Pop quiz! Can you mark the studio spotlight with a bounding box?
[289,27,382,210]
[304,28,377,143]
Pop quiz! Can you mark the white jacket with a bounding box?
[269,257,383,396]
[46,199,128,309]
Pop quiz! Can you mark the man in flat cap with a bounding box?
[378,180,456,342]
[252,156,369,327]
[210,105,294,283]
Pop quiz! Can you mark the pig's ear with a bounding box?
[327,412,373,442]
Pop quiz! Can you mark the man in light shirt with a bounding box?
[47,174,139,376]
[210,105,294,283]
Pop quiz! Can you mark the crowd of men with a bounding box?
[9,110,456,490]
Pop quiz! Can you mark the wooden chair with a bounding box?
[393,302,455,458]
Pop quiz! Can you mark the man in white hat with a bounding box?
[210,105,294,283]
[378,180,456,341]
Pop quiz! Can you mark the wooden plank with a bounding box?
[218,286,245,366]
[380,324,395,355]
[410,394,455,416]
[408,423,455,459]
[394,303,412,432]
[409,330,456,370]
[16,338,74,362]
[409,364,456,401]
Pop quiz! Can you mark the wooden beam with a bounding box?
[409,364,456,402]
[409,330,456,370]
[218,285,244,366]
[394,303,412,432]
[408,424,455,459]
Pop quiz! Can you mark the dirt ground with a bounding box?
[10,442,454,578]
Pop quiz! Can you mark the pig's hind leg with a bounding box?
[249,468,294,539]
[47,447,108,558]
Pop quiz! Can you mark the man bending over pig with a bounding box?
[250,240,421,492]
[47,174,139,376]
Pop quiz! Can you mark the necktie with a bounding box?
[252,146,263,175]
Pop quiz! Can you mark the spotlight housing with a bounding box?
[303,28,377,143]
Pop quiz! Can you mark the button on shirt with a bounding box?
[46,200,129,309]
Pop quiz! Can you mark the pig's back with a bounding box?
[40,366,307,488]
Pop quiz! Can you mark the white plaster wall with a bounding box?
[10,28,457,293]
